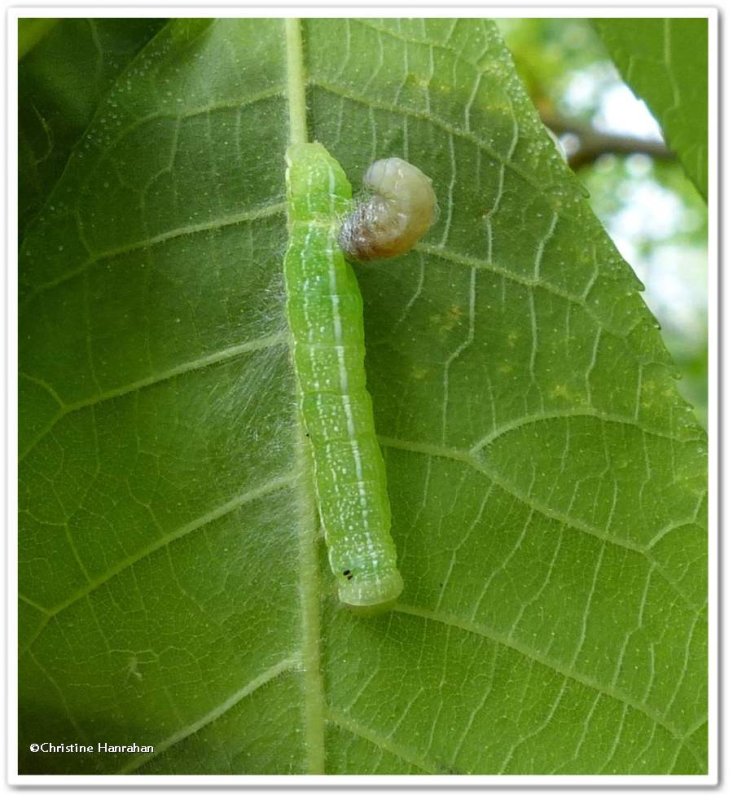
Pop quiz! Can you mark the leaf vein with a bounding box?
[19,332,288,461]
[21,473,298,654]
[119,656,299,774]
[23,201,286,303]
[395,603,691,745]
[325,706,445,774]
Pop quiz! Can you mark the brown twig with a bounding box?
[541,112,675,170]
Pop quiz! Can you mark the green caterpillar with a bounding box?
[284,142,435,609]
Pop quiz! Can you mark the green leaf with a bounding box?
[18,19,59,60]
[18,18,166,237]
[594,18,709,199]
[19,18,707,775]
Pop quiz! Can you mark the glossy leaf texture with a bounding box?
[594,17,709,200]
[18,18,707,775]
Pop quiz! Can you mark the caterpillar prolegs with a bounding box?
[284,142,436,608]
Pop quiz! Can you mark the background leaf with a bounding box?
[594,18,708,199]
[19,18,707,775]
[18,17,165,236]
[18,19,59,60]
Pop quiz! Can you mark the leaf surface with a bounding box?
[19,17,165,236]
[19,18,707,775]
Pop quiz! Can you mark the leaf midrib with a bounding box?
[285,17,327,775]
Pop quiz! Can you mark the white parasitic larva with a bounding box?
[338,157,437,262]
